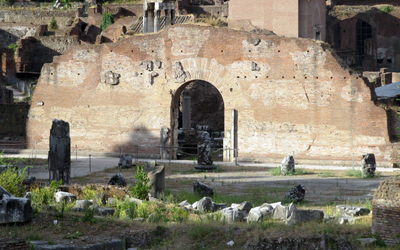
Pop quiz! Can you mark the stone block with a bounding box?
[336,205,370,217]
[96,207,115,216]
[286,210,324,225]
[55,191,76,203]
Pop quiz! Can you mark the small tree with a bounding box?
[100,13,114,31]
[130,166,152,200]
[49,17,58,30]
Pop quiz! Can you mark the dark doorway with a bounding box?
[356,20,372,66]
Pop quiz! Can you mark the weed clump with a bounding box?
[130,166,152,200]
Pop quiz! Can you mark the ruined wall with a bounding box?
[27,25,393,163]
[0,10,75,28]
[327,6,400,71]
[0,23,42,49]
[0,103,30,136]
[299,0,326,41]
[16,36,80,73]
[372,176,400,245]
[229,0,326,39]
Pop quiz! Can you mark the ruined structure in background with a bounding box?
[48,119,71,184]
[143,0,176,34]
[327,5,400,72]
[228,0,326,41]
[27,25,394,165]
[372,176,400,245]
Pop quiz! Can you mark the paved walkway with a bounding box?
[3,153,399,181]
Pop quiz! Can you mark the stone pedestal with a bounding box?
[281,155,295,175]
[48,119,71,184]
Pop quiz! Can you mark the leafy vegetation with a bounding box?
[49,17,58,30]
[130,166,152,200]
[100,13,114,31]
[344,167,380,179]
[7,43,18,53]
[381,6,394,13]
[31,180,63,207]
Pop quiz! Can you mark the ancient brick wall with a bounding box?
[27,25,393,163]
[0,103,30,136]
[0,10,75,28]
[372,176,400,245]
[327,6,400,71]
[16,36,80,73]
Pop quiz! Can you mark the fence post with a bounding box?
[75,145,77,162]
[169,146,171,163]
[89,154,91,173]
[352,153,354,168]
[35,142,37,159]
[235,148,238,166]
[136,146,139,163]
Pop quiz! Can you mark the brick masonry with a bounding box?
[372,176,400,245]
[27,25,393,163]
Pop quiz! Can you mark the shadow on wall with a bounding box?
[17,37,61,73]
[0,30,19,49]
[111,125,162,158]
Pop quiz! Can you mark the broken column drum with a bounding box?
[48,119,71,184]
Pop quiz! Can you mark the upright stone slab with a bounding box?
[195,132,216,171]
[145,163,165,199]
[48,119,71,184]
[281,155,295,175]
[361,153,376,177]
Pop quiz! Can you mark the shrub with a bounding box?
[80,207,96,223]
[100,13,114,31]
[130,166,152,200]
[49,17,58,30]
[137,202,150,218]
[381,6,394,13]
[112,197,137,219]
[31,180,63,206]
[7,43,18,53]
[0,153,30,197]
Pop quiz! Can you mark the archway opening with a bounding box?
[170,80,224,160]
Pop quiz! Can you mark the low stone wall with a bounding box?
[0,103,30,136]
[372,176,400,245]
[0,238,29,250]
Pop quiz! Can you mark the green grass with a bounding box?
[269,167,314,176]
[381,6,394,13]
[318,171,336,178]
[344,168,380,179]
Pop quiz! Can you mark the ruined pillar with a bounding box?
[154,8,161,33]
[170,9,175,26]
[48,119,71,184]
[182,91,191,131]
[147,9,154,33]
[165,9,170,28]
[143,10,148,33]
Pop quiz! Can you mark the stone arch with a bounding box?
[152,57,247,160]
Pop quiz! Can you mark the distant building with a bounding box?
[228,0,326,41]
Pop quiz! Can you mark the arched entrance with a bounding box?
[170,80,225,160]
